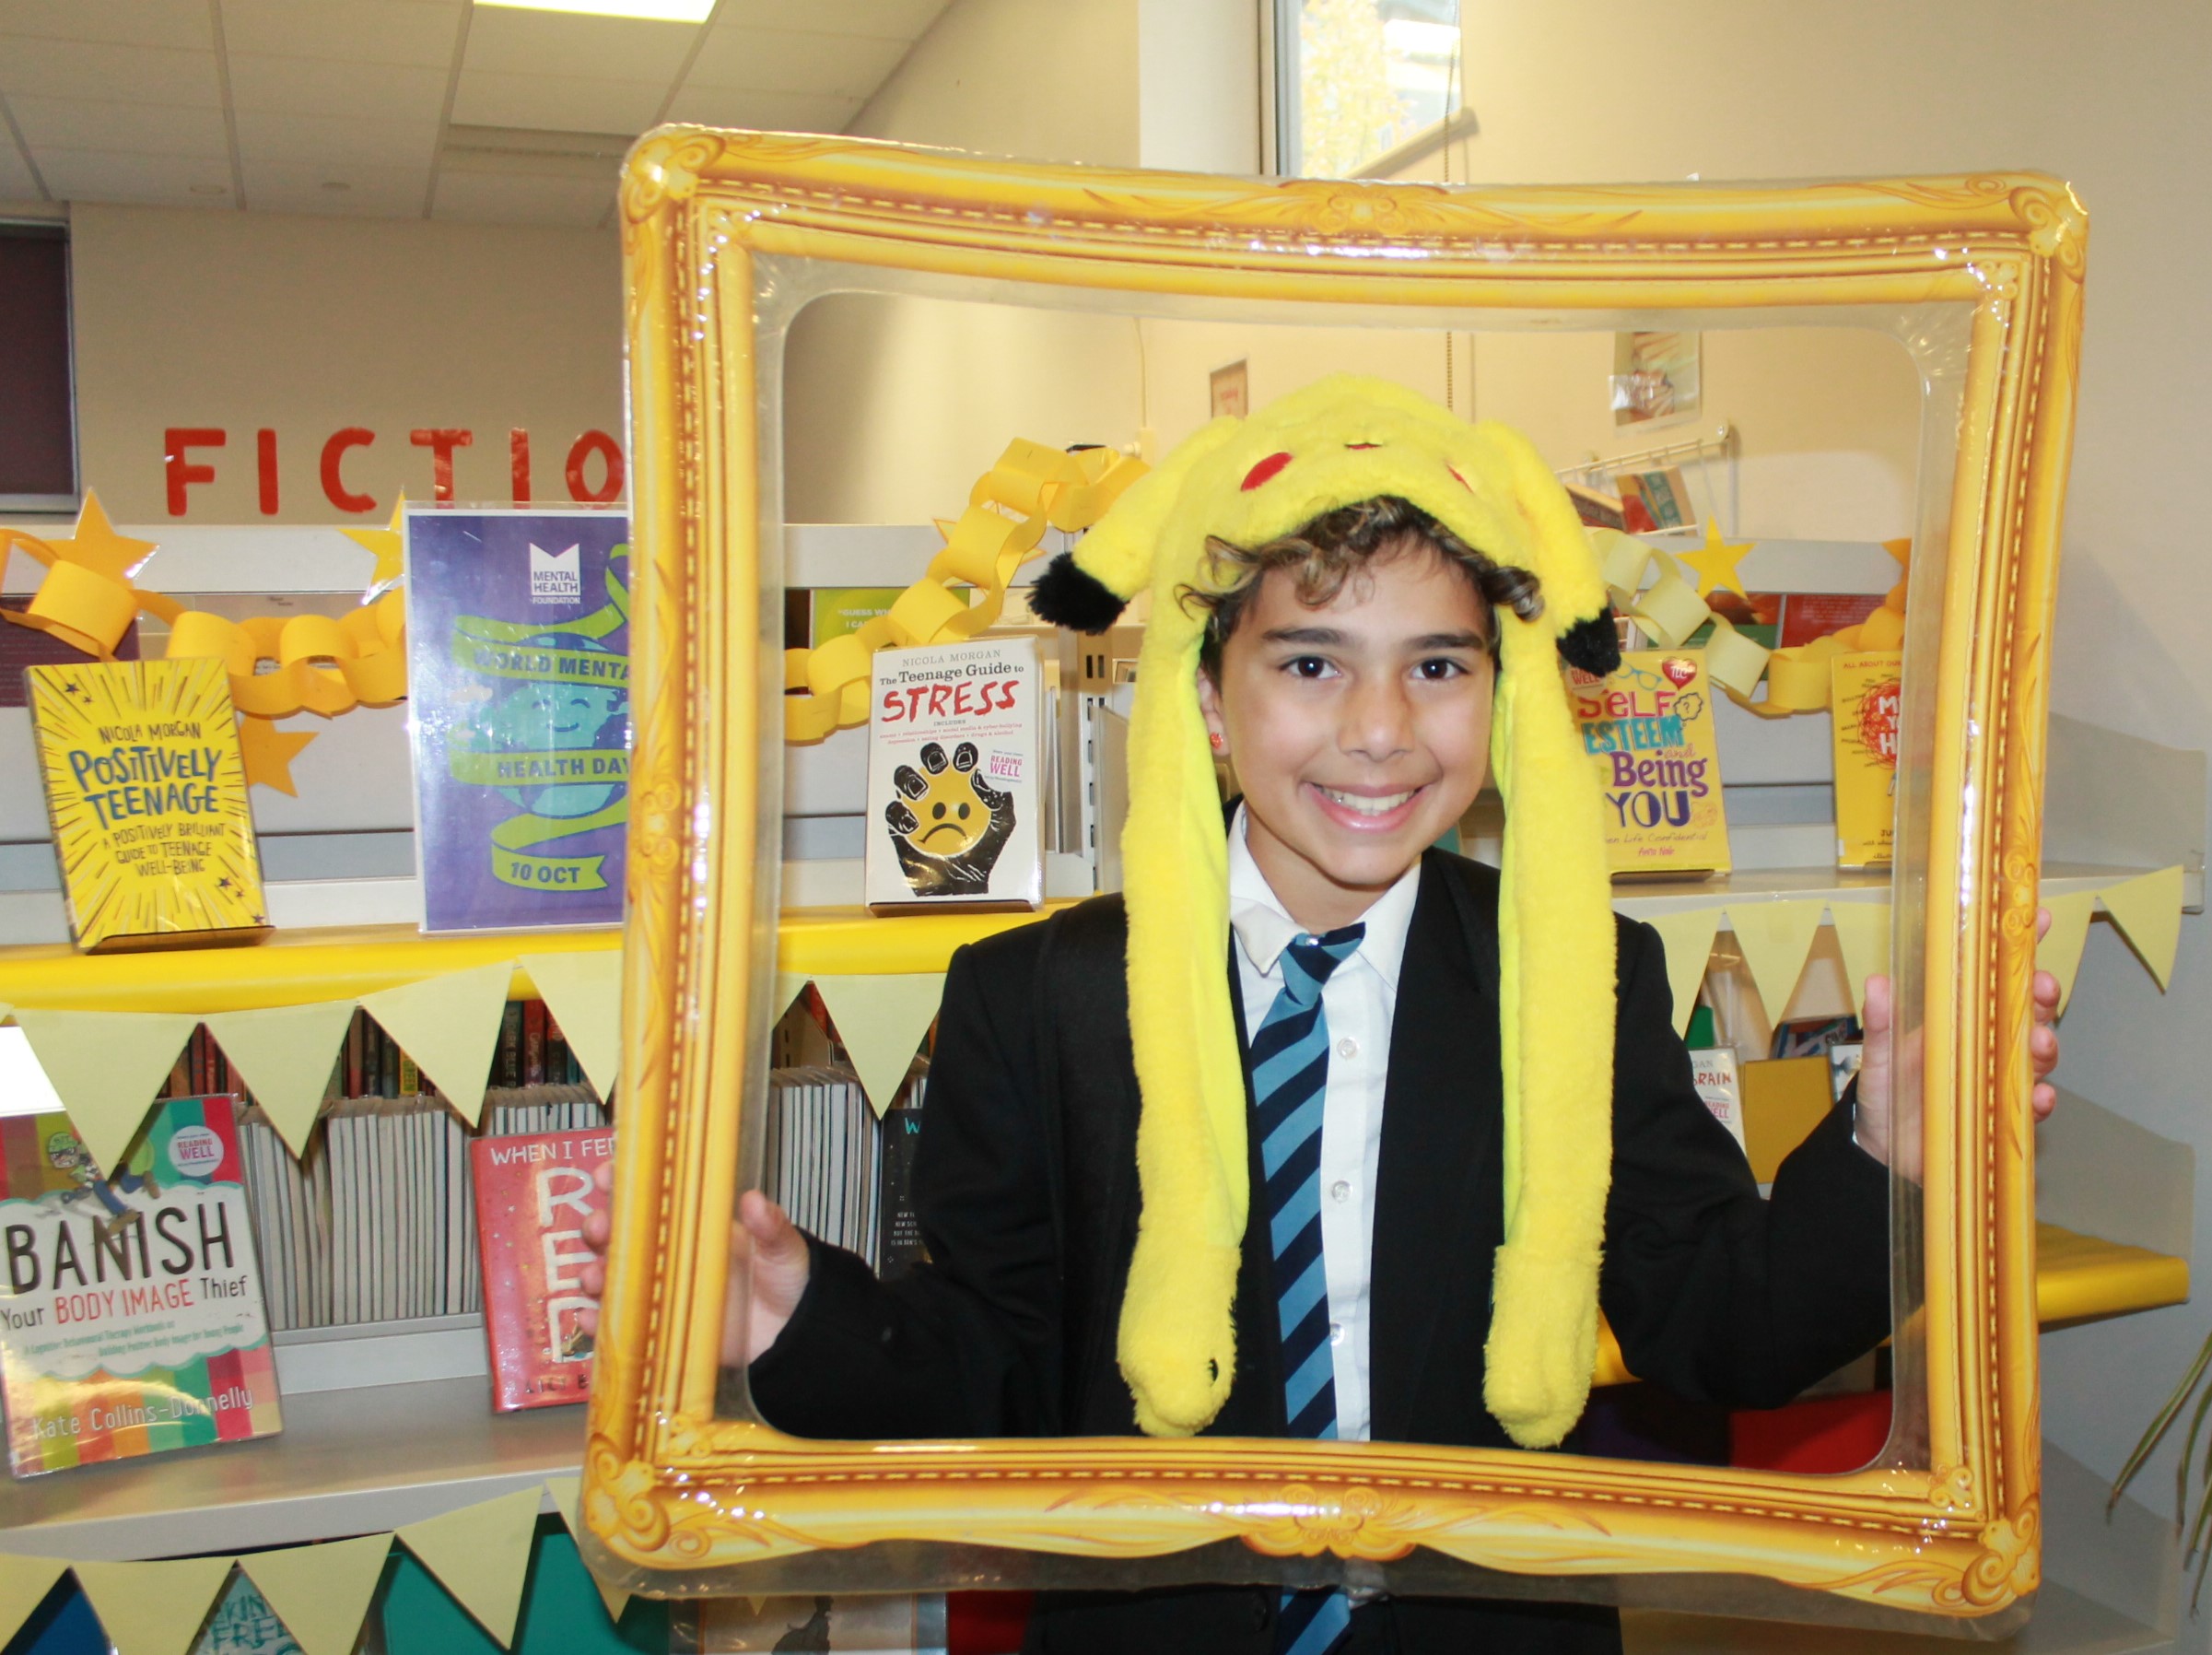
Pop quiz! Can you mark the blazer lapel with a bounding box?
[1368,853,1504,1440]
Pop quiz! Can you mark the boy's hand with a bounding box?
[1852,906,2062,1180]
[575,1164,813,1367]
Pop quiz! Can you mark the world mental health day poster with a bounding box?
[405,508,631,933]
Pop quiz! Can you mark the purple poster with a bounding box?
[404,508,630,933]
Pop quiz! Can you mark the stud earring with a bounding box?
[1209,732,1224,752]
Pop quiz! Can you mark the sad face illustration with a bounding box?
[885,740,1017,897]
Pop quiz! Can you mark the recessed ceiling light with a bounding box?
[475,0,715,20]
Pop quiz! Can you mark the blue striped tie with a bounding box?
[1251,923,1363,1655]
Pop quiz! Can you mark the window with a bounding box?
[1274,0,1462,180]
[0,222,76,511]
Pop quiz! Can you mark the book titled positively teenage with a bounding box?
[0,1097,282,1476]
[471,1127,612,1410]
[866,637,1043,913]
[26,658,269,953]
[405,507,631,933]
[1569,648,1731,876]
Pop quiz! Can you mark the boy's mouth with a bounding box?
[1309,782,1424,827]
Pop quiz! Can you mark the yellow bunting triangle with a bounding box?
[342,495,408,593]
[518,953,622,1103]
[2035,889,2098,1016]
[358,961,515,1127]
[202,1000,359,1156]
[2100,865,2184,992]
[1826,901,1892,1014]
[241,1533,392,1655]
[544,1475,631,1624]
[1641,909,1722,1037]
[0,1554,67,1649]
[237,715,318,795]
[1678,518,1753,599]
[810,973,945,1116]
[53,490,159,583]
[397,1486,544,1649]
[10,1009,200,1174]
[76,1556,236,1655]
[1726,901,1828,1027]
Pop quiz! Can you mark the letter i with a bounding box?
[255,428,279,514]
[510,428,532,505]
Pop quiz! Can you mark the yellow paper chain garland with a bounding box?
[1,493,410,792]
[783,440,1147,743]
[1593,528,1911,717]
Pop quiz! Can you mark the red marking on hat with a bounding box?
[1345,441,1379,450]
[1446,464,1474,492]
[1240,452,1293,491]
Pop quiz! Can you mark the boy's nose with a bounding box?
[1341,676,1413,760]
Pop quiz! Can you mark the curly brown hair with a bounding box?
[1187,496,1543,679]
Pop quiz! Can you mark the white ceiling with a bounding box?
[0,0,950,227]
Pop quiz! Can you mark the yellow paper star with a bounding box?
[238,715,317,795]
[341,495,407,592]
[1678,519,1754,599]
[50,490,158,582]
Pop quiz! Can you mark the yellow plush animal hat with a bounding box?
[1030,375,1621,1450]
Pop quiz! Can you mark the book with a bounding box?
[810,587,905,647]
[471,1126,612,1410]
[0,1097,282,1476]
[1569,648,1731,875]
[865,636,1044,912]
[1686,1048,1749,1156]
[25,658,270,953]
[404,507,632,933]
[876,1068,930,1280]
[1830,650,1902,868]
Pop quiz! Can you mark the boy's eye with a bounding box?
[1415,657,1469,681]
[1282,655,1335,680]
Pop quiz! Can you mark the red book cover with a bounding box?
[470,1127,611,1410]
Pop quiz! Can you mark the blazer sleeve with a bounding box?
[743,935,1065,1439]
[1598,917,1892,1409]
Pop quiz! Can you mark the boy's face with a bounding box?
[1198,542,1494,933]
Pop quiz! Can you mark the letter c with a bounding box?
[321,428,377,513]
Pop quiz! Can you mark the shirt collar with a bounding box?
[1226,804,1422,996]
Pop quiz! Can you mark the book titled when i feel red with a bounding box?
[470,1128,611,1410]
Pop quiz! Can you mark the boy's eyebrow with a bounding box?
[1258,625,1492,650]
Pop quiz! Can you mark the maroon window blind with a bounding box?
[0,224,76,499]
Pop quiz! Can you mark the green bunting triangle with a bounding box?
[9,1009,200,1174]
[358,961,516,1126]
[76,1556,236,1655]
[203,1000,358,1156]
[518,952,622,1103]
[396,1485,544,1649]
[241,1532,393,1655]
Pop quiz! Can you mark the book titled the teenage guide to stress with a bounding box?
[0,1097,282,1476]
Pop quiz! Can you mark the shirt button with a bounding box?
[1336,1036,1358,1059]
[1329,1180,1351,1203]
[1328,1321,1344,1344]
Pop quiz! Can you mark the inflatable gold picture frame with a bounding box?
[586,131,2081,1631]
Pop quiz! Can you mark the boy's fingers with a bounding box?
[2032,968,2061,1015]
[1862,972,1892,1033]
[2032,1080,2057,1121]
[579,1257,603,1298]
[2036,905,2053,944]
[577,1304,599,1336]
[581,1207,610,1250]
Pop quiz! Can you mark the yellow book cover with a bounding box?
[27,659,270,952]
[1831,650,1902,869]
[1570,648,1731,876]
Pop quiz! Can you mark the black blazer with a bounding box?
[749,851,1891,1652]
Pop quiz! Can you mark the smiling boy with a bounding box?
[585,380,2059,1655]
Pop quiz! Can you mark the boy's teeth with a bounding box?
[1320,786,1415,816]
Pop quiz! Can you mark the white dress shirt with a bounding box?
[1227,805,1422,1445]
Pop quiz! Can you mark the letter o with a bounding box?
[566,430,625,503]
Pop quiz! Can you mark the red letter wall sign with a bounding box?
[160,427,626,517]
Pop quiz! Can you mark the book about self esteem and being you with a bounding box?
[471,1127,612,1410]
[1569,648,1731,876]
[0,1097,283,1476]
[866,637,1043,912]
[405,508,632,933]
[27,658,270,953]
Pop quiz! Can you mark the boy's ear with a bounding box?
[1194,664,1228,755]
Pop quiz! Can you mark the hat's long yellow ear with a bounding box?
[1480,425,1620,1450]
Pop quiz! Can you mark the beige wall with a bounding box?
[70,203,621,523]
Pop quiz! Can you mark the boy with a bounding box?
[589,380,2060,1654]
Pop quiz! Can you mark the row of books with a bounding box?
[236,1086,609,1332]
[760,1066,929,1282]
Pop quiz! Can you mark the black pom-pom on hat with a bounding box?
[1029,551,1129,634]
[1556,608,1621,676]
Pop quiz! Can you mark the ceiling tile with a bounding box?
[240,157,428,217]
[6,94,230,158]
[431,169,611,228]
[0,0,214,51]
[233,109,438,169]
[462,7,697,82]
[661,84,859,134]
[218,0,464,69]
[0,136,44,201]
[0,37,222,106]
[35,147,237,205]
[712,0,946,41]
[450,68,667,135]
[226,52,449,123]
[685,26,908,99]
